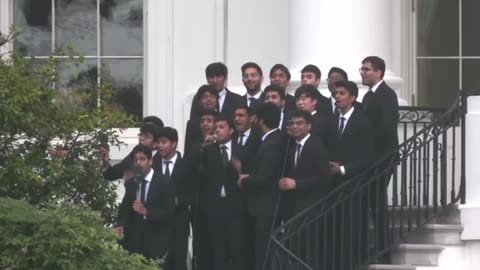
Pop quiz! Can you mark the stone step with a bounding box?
[392,244,444,266]
[369,264,416,270]
[388,205,460,225]
[406,224,463,246]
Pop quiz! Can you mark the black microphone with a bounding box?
[133,165,145,201]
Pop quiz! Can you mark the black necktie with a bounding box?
[295,143,302,167]
[140,179,146,203]
[248,97,256,107]
[164,160,172,177]
[363,89,373,110]
[339,116,346,135]
[238,133,245,145]
[221,145,229,166]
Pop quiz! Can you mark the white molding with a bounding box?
[0,0,13,55]
[214,0,226,62]
[144,0,174,124]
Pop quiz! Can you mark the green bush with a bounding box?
[0,198,160,270]
[0,30,135,223]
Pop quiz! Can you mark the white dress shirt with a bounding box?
[162,153,178,176]
[370,79,384,93]
[246,91,262,107]
[143,168,154,202]
[218,88,227,111]
[238,128,251,146]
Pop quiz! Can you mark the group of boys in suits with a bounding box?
[103,55,399,270]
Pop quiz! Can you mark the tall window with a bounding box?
[14,0,143,121]
[417,0,480,108]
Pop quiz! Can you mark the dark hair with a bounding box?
[142,116,164,128]
[362,56,386,78]
[328,67,348,80]
[334,80,358,97]
[132,144,153,159]
[269,64,291,80]
[140,123,160,140]
[196,84,219,99]
[241,62,263,77]
[158,127,178,142]
[290,110,313,125]
[256,102,280,129]
[301,64,321,79]
[199,109,219,118]
[205,62,228,78]
[264,84,286,100]
[294,84,319,100]
[214,114,235,129]
[234,105,254,116]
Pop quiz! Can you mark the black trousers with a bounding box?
[208,205,246,270]
[167,205,190,270]
[251,215,275,270]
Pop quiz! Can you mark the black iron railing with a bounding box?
[267,91,468,270]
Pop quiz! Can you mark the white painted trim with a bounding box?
[144,0,174,124]
[0,0,13,55]
[214,0,226,62]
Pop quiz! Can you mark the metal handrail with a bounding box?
[267,90,469,270]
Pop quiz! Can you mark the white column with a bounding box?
[460,95,480,240]
[288,0,404,103]
[143,0,174,125]
[0,0,13,55]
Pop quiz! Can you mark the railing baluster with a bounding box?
[267,101,468,270]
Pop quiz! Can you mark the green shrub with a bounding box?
[0,198,161,270]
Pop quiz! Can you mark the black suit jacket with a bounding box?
[189,88,242,120]
[184,119,203,157]
[242,129,286,216]
[116,171,175,258]
[311,111,336,149]
[234,128,262,174]
[285,135,331,215]
[328,108,375,184]
[362,81,399,158]
[202,142,248,215]
[160,153,191,207]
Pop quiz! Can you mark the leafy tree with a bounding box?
[0,30,135,224]
[0,197,161,269]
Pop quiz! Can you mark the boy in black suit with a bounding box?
[115,144,175,262]
[158,127,189,270]
[329,80,375,269]
[189,62,243,119]
[360,56,399,262]
[202,114,248,270]
[238,102,286,270]
[269,64,296,112]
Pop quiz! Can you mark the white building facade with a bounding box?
[1,1,480,268]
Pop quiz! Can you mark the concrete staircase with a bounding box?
[368,206,462,270]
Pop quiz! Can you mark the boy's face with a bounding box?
[134,151,153,175]
[139,132,157,149]
[158,137,177,159]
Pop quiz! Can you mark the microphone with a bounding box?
[133,165,145,201]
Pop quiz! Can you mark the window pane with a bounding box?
[462,60,480,90]
[100,0,143,56]
[417,59,459,108]
[102,59,143,121]
[417,0,459,57]
[14,0,52,56]
[55,0,97,55]
[462,0,480,56]
[57,60,99,108]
